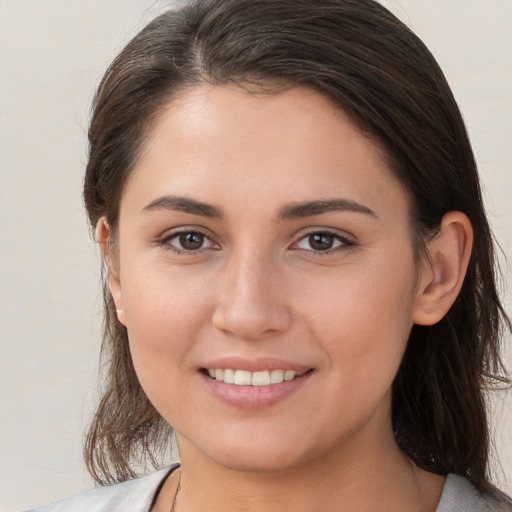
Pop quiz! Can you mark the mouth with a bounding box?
[199,363,315,409]
[201,368,313,386]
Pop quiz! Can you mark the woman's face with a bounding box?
[110,85,427,473]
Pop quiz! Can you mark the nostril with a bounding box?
[211,303,293,342]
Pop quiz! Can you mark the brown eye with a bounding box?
[165,230,214,253]
[179,232,205,250]
[293,230,352,253]
[308,233,335,251]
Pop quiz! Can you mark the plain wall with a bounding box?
[0,1,510,510]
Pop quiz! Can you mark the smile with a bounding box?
[205,368,308,386]
[201,367,315,409]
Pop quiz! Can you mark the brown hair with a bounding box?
[83,0,510,490]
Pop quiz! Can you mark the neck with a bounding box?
[170,423,444,512]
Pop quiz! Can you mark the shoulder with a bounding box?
[23,465,178,512]
[437,474,512,512]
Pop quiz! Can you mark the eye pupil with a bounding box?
[179,232,204,250]
[309,233,334,250]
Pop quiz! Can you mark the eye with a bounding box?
[293,231,352,253]
[164,230,216,253]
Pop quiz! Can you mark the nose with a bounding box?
[212,251,293,341]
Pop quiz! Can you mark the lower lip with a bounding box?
[200,371,314,409]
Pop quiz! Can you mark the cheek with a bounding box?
[120,263,214,388]
[297,258,416,388]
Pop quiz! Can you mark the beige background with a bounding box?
[0,1,510,510]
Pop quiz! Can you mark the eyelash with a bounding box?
[160,228,355,255]
[161,229,217,254]
[290,230,355,255]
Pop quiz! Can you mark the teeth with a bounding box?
[234,370,252,385]
[206,368,305,386]
[223,368,235,384]
[252,370,270,386]
[270,369,284,383]
[284,370,296,381]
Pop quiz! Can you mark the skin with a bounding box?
[100,85,473,511]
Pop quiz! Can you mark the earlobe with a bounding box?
[96,217,126,325]
[412,212,473,326]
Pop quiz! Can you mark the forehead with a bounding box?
[121,84,409,220]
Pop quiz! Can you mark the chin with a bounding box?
[209,447,307,474]
[178,426,316,474]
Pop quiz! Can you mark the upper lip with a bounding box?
[201,356,312,373]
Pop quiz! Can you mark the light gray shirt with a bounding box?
[24,466,511,512]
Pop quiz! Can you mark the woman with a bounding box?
[27,0,511,510]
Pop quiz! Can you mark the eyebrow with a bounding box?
[141,195,224,219]
[276,199,377,221]
[141,195,377,221]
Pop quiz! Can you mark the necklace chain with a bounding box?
[170,470,181,512]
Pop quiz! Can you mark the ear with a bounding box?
[412,211,473,326]
[96,217,126,326]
